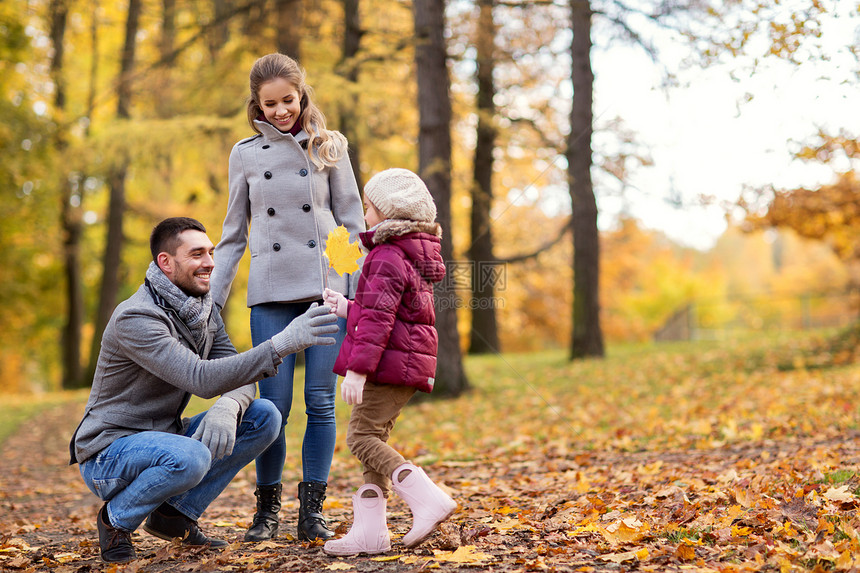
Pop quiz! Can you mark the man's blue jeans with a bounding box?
[250,302,346,485]
[79,399,280,533]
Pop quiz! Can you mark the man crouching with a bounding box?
[69,217,339,563]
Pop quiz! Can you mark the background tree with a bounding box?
[48,0,88,389]
[413,0,469,396]
[740,169,860,281]
[157,0,178,115]
[207,0,230,59]
[559,0,832,359]
[0,2,55,392]
[277,0,303,61]
[466,0,500,355]
[337,0,365,189]
[85,0,142,382]
[568,0,603,358]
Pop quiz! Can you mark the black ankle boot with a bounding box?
[244,483,282,542]
[297,481,334,541]
[143,503,227,547]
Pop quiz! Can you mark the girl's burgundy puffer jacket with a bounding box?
[333,220,445,393]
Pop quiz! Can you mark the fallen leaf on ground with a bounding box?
[823,485,854,502]
[432,545,494,564]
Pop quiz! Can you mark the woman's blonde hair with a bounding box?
[246,53,347,170]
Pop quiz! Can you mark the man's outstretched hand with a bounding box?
[270,302,339,357]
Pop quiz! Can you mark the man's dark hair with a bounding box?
[150,217,207,262]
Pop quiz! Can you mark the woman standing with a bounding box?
[211,53,364,542]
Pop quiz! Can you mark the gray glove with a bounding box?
[271,302,339,357]
[191,397,240,460]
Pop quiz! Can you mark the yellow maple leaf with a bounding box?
[676,544,696,561]
[53,552,80,563]
[599,549,644,563]
[431,545,494,564]
[569,523,600,536]
[492,517,534,533]
[837,550,856,569]
[598,517,650,544]
[324,225,362,276]
[824,485,855,503]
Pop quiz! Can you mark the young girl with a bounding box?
[210,53,364,542]
[322,168,457,555]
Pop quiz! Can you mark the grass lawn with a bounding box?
[178,328,860,486]
[6,328,859,468]
[0,389,90,446]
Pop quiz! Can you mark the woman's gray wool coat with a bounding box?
[211,120,365,309]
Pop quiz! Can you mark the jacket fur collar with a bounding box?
[369,219,442,245]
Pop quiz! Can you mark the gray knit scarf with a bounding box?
[145,261,213,348]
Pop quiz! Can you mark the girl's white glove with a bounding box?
[341,370,366,405]
[323,288,348,319]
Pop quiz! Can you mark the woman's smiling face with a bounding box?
[258,77,301,132]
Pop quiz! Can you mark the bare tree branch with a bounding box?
[498,216,572,264]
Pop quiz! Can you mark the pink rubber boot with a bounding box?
[323,484,391,556]
[390,463,457,547]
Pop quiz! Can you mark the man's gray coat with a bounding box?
[70,282,283,465]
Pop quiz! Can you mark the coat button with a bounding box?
[262,145,270,149]
[307,240,316,248]
[273,243,281,251]
[299,168,308,177]
[264,171,272,179]
[302,204,311,212]
[267,208,275,216]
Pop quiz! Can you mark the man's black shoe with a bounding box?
[97,503,136,563]
[143,503,228,547]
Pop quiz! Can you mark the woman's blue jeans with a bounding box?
[79,399,280,533]
[250,302,346,485]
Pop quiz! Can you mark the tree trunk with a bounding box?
[49,0,67,112]
[243,0,267,47]
[413,0,468,396]
[61,187,85,389]
[568,0,604,359]
[277,0,302,62]
[50,0,86,389]
[467,0,500,355]
[157,0,177,116]
[339,0,364,189]
[116,0,139,120]
[208,0,230,59]
[87,0,141,382]
[161,0,177,62]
